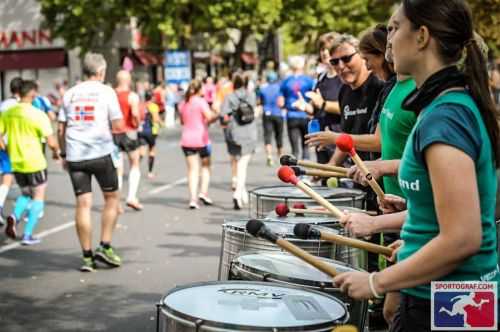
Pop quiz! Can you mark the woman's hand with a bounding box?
[379,194,407,214]
[385,240,404,263]
[340,212,377,238]
[304,128,337,150]
[333,271,381,299]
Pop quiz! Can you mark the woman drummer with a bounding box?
[334,1,500,331]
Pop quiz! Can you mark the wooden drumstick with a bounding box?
[275,203,378,217]
[294,223,393,257]
[291,166,346,178]
[246,219,339,277]
[278,166,346,219]
[280,155,348,175]
[336,134,385,200]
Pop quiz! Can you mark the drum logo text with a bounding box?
[218,288,286,299]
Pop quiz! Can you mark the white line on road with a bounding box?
[0,176,187,254]
[147,177,187,195]
[0,220,75,254]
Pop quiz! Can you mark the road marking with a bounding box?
[0,221,75,254]
[147,177,187,195]
[0,176,187,254]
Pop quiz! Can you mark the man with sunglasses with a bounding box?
[326,34,384,169]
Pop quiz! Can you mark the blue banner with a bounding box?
[164,50,191,84]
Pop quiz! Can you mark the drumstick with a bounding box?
[280,155,348,175]
[275,203,378,217]
[291,166,346,178]
[246,219,338,277]
[277,166,346,219]
[336,134,385,200]
[294,223,393,256]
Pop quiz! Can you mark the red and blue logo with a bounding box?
[432,282,497,330]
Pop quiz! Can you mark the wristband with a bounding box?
[369,272,384,299]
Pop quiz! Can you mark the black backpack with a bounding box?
[234,95,255,125]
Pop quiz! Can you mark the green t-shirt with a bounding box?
[0,103,53,173]
[398,91,500,299]
[379,78,417,197]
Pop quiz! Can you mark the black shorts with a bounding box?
[138,132,157,148]
[182,146,211,158]
[14,169,48,188]
[262,115,284,147]
[113,132,140,152]
[67,155,118,196]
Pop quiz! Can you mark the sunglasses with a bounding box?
[329,52,358,66]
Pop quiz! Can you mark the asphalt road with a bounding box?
[0,125,284,332]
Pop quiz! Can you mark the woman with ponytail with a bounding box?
[334,1,499,330]
[179,79,219,209]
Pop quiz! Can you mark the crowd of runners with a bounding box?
[1,1,500,331]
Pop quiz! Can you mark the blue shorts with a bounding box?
[0,150,12,174]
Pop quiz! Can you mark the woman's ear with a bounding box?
[416,26,431,50]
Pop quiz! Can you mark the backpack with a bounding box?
[234,95,255,125]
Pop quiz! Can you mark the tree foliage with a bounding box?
[38,0,500,58]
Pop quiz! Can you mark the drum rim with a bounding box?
[160,280,350,330]
[249,185,366,199]
[232,252,365,289]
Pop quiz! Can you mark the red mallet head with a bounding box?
[292,202,306,209]
[275,203,290,217]
[336,133,355,155]
[277,166,299,185]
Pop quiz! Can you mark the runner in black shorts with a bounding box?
[138,90,161,179]
[58,52,124,272]
[182,146,211,159]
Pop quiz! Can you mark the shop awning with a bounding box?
[122,49,163,66]
[0,49,67,70]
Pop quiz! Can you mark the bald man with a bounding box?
[113,70,143,211]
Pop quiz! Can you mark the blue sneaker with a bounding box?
[21,235,41,246]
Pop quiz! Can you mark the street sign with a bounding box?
[164,50,191,84]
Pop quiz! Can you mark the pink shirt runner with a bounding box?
[179,95,211,148]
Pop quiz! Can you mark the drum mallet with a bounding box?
[278,166,346,219]
[294,223,393,257]
[291,166,346,178]
[280,154,348,175]
[246,219,339,277]
[275,203,335,217]
[336,134,385,201]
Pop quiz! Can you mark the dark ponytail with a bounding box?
[464,40,500,164]
[403,0,500,164]
[184,79,202,102]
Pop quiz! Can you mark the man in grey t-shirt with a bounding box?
[57,52,125,272]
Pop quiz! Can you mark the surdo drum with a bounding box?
[249,185,366,218]
[157,281,349,332]
[230,252,368,331]
[218,220,336,280]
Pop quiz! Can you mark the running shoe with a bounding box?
[80,256,97,272]
[189,201,200,209]
[21,235,41,246]
[198,194,213,206]
[266,157,274,167]
[5,215,17,239]
[95,246,122,267]
[126,201,143,211]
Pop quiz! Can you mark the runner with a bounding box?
[0,77,23,225]
[2,80,59,245]
[58,52,124,271]
[138,90,162,179]
[113,70,143,211]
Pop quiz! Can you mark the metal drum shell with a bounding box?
[229,252,368,331]
[218,220,337,280]
[249,185,366,218]
[157,280,350,332]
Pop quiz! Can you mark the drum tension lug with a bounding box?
[195,319,204,332]
[262,273,271,281]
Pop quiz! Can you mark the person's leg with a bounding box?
[126,149,142,209]
[299,118,310,160]
[185,153,200,208]
[75,193,93,252]
[263,115,273,165]
[287,119,301,158]
[274,116,284,157]
[199,149,212,205]
[147,141,156,178]
[22,181,47,243]
[230,156,237,191]
[5,180,32,239]
[0,173,13,222]
[234,154,252,208]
